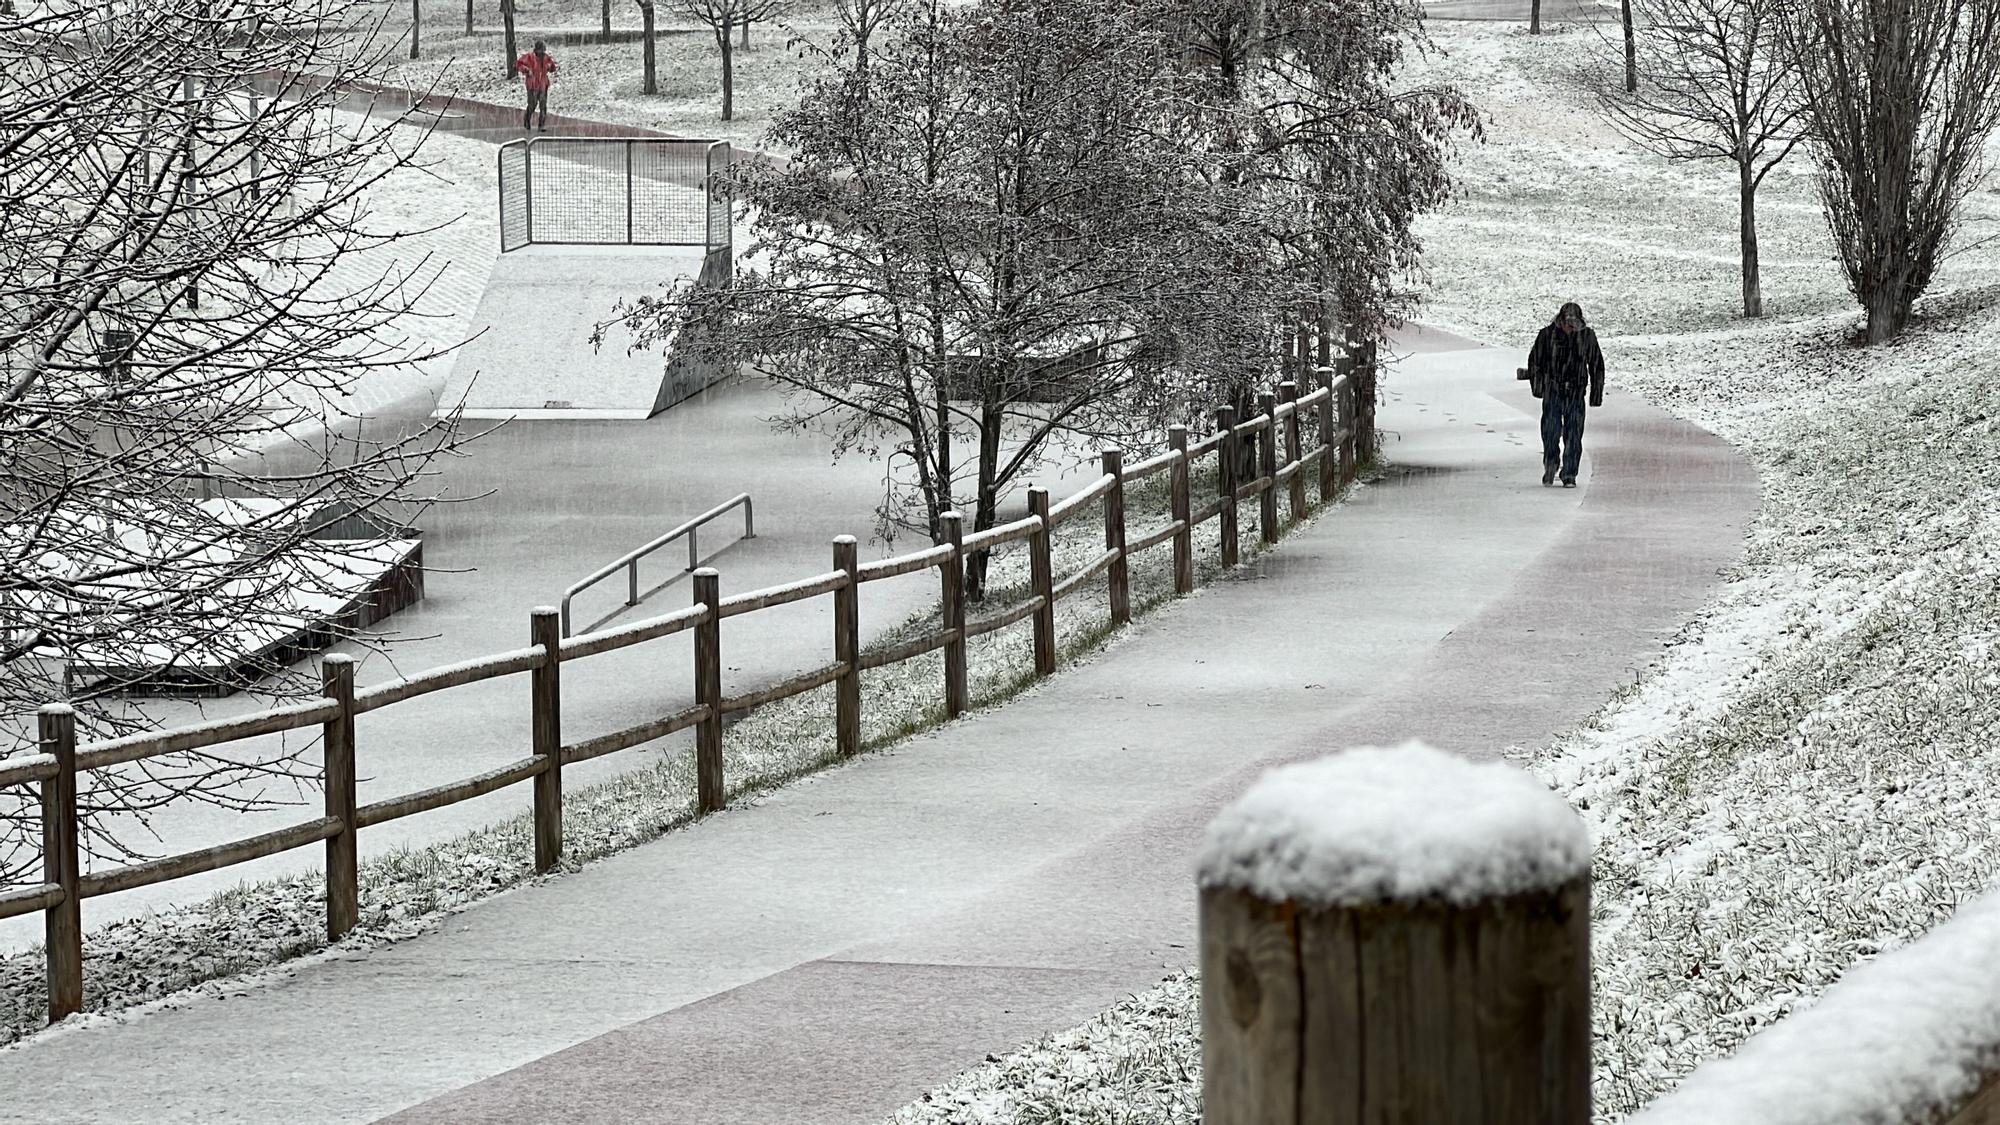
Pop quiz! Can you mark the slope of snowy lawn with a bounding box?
[883,20,2000,1125]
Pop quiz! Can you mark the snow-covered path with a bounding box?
[0,337,1758,1124]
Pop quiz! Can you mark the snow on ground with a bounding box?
[885,20,2000,1125]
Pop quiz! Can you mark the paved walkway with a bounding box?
[0,339,1759,1123]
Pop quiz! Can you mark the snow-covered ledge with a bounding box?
[1632,892,2000,1125]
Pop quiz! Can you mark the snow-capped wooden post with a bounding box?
[1027,488,1057,677]
[1216,406,1240,567]
[38,704,82,1023]
[529,607,563,871]
[940,512,968,718]
[1257,391,1280,545]
[1168,425,1194,596]
[320,654,358,939]
[1198,742,1592,1124]
[692,568,724,813]
[1101,450,1130,627]
[1279,381,1305,524]
[1315,368,1338,502]
[832,536,861,757]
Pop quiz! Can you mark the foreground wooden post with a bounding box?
[1101,450,1130,626]
[1217,406,1240,567]
[832,536,861,757]
[692,568,724,813]
[320,654,358,939]
[529,607,563,872]
[1279,381,1305,524]
[38,704,81,1023]
[1199,743,1592,1124]
[1340,378,1358,484]
[1168,425,1194,596]
[1257,391,1280,545]
[940,512,968,718]
[1027,488,1057,677]
[1315,367,1338,502]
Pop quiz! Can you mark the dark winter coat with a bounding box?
[1528,320,1605,407]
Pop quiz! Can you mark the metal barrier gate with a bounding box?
[497,137,732,254]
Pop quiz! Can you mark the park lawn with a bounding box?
[884,19,2000,1125]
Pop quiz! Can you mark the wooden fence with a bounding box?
[0,369,1363,1027]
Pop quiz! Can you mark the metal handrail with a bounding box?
[560,493,754,637]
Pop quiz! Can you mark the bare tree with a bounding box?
[1599,0,1806,317]
[1533,0,1544,32]
[0,0,467,873]
[466,0,474,36]
[669,0,785,119]
[1777,0,2000,341]
[410,0,421,58]
[604,0,613,40]
[832,0,901,75]
[637,0,659,94]
[502,0,519,78]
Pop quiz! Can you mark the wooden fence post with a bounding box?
[529,607,563,872]
[1279,381,1305,524]
[1199,746,1592,1124]
[940,512,968,718]
[1027,488,1057,678]
[1217,406,1240,567]
[1101,449,1130,626]
[37,704,81,1024]
[1340,377,1358,484]
[1257,391,1279,546]
[1168,425,1194,596]
[1315,367,1338,502]
[693,567,724,813]
[833,535,861,757]
[320,654,358,940]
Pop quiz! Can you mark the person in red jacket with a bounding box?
[516,40,558,131]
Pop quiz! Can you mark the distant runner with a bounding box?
[516,40,559,132]
[1524,301,1605,488]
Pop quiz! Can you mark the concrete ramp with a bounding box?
[441,245,726,420]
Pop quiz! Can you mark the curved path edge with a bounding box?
[0,337,1759,1125]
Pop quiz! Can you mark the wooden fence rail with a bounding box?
[0,367,1361,1027]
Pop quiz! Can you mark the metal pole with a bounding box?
[742,497,754,538]
[687,526,698,571]
[627,559,639,606]
[626,139,635,244]
[523,140,535,244]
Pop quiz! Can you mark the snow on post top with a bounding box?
[1196,741,1589,907]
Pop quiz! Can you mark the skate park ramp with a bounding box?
[441,244,725,419]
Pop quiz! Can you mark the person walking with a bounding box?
[1525,301,1605,487]
[516,40,559,131]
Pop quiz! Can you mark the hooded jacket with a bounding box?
[1528,308,1605,407]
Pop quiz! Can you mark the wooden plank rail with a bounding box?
[963,594,1046,639]
[0,883,62,923]
[355,757,548,828]
[561,704,709,767]
[856,627,960,671]
[857,542,953,582]
[351,646,547,714]
[0,753,56,788]
[79,817,343,899]
[0,364,1372,1031]
[558,603,706,661]
[720,660,847,715]
[717,570,849,619]
[77,697,341,771]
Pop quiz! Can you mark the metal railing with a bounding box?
[560,493,754,637]
[497,136,733,254]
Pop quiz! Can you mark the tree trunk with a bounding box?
[502,0,518,77]
[1622,0,1636,91]
[640,2,657,94]
[1739,163,1763,318]
[719,27,735,120]
[465,0,472,36]
[1530,0,1542,34]
[1865,284,1906,343]
[965,394,1004,603]
[410,0,420,59]
[602,0,611,40]
[741,15,751,49]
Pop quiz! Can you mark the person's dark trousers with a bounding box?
[1540,388,1588,482]
[524,87,548,129]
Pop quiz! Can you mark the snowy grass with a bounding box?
[0,440,1362,1046]
[883,20,2000,1125]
